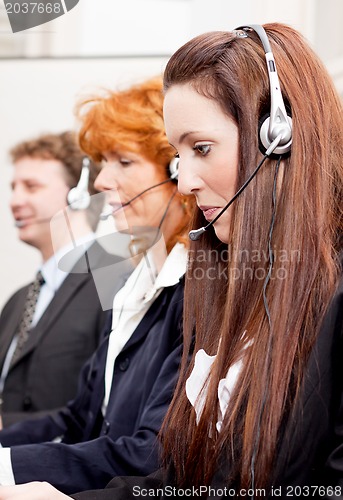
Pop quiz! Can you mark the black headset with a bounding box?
[235,24,292,156]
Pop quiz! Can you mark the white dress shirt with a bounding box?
[103,241,187,413]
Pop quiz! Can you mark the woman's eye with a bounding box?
[193,144,211,156]
[119,159,132,166]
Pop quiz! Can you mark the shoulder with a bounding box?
[0,284,30,313]
[161,276,185,311]
[320,277,343,341]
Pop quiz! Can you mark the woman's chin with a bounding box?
[213,224,229,244]
[112,214,131,232]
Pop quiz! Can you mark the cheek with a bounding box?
[35,191,70,218]
[118,179,136,198]
[215,162,238,197]
[46,197,68,214]
[130,197,151,218]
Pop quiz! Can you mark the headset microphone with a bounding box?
[100,178,174,221]
[15,217,52,228]
[100,158,179,221]
[189,135,282,241]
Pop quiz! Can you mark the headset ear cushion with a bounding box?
[169,157,179,180]
[67,187,91,210]
[258,113,270,155]
[258,112,292,156]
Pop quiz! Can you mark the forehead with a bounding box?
[163,84,208,118]
[103,149,142,161]
[163,84,234,143]
[12,157,66,182]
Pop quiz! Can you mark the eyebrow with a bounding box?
[178,130,201,145]
[11,178,43,188]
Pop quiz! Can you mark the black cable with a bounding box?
[249,155,282,499]
[204,154,269,229]
[120,178,174,208]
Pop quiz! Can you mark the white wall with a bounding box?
[0,0,342,309]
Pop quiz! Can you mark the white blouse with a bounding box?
[186,336,249,432]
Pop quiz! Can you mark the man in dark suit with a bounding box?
[0,275,185,494]
[0,132,114,427]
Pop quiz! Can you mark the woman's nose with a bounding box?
[177,160,201,196]
[94,165,117,192]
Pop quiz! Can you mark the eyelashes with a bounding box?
[119,159,133,167]
[173,144,212,160]
[193,144,212,156]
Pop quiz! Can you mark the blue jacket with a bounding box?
[0,278,184,495]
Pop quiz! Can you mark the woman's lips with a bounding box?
[109,202,126,214]
[200,206,220,221]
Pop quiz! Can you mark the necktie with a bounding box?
[9,271,45,367]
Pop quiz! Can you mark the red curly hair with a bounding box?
[76,76,193,251]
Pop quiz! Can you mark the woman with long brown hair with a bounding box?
[0,22,342,500]
[161,22,343,495]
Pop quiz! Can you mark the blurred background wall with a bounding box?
[0,0,342,308]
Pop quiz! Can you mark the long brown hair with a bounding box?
[161,23,343,490]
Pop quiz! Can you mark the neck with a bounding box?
[41,244,55,263]
[42,217,93,262]
[158,195,185,250]
[54,209,92,242]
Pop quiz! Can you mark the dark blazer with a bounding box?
[0,278,184,495]
[71,279,343,500]
[0,242,127,426]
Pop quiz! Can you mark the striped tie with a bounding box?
[9,271,45,367]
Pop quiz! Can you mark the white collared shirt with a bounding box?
[185,349,244,433]
[32,233,95,327]
[102,242,187,413]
